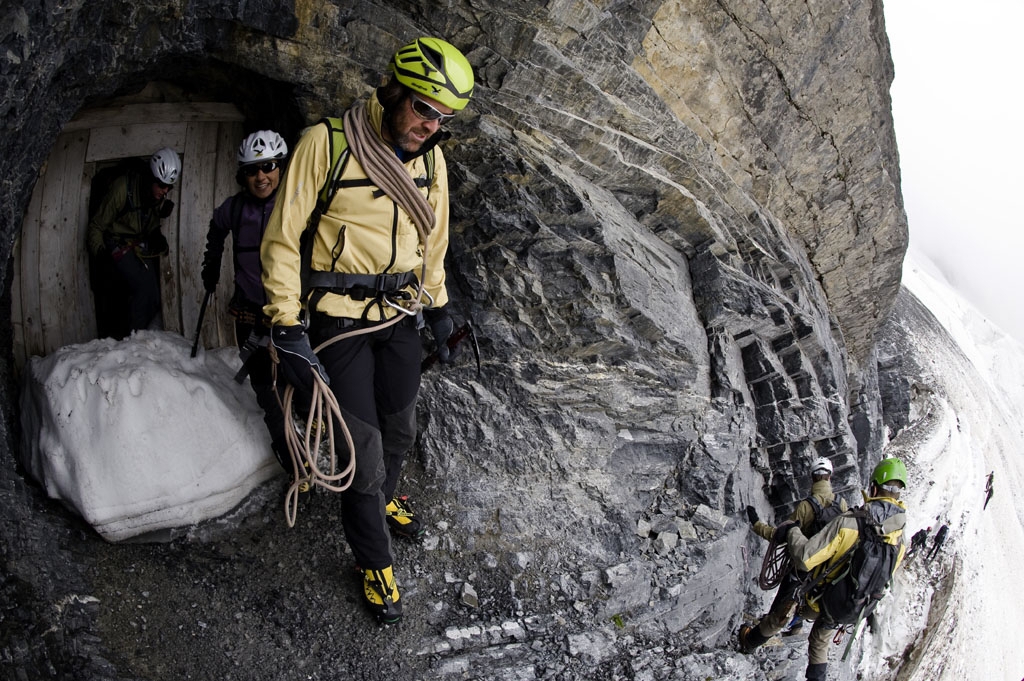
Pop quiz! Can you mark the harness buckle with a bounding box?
[374,273,398,293]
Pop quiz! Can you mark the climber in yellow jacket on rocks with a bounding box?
[782,458,908,681]
[740,457,847,651]
[260,37,474,624]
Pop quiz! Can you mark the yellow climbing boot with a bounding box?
[363,565,402,624]
[385,495,424,539]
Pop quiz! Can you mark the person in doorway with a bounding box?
[87,147,180,335]
[738,456,848,651]
[202,130,291,472]
[260,37,474,624]
[925,523,949,562]
[783,457,908,681]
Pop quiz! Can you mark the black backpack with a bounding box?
[816,507,900,625]
[88,157,151,221]
[805,495,846,537]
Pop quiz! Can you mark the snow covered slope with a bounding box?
[857,251,1024,681]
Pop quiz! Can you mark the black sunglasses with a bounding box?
[242,161,279,177]
[155,181,172,190]
[410,94,455,123]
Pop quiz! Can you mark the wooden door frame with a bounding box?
[13,102,244,371]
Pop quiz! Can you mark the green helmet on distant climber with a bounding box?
[389,37,474,111]
[871,457,907,488]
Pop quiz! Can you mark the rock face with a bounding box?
[0,1,907,679]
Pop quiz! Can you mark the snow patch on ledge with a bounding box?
[18,330,278,542]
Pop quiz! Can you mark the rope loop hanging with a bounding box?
[759,533,793,590]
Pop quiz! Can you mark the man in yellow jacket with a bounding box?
[783,457,908,681]
[260,37,474,624]
[739,457,847,651]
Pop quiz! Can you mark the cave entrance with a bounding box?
[11,92,245,370]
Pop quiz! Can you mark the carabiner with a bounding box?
[383,295,417,316]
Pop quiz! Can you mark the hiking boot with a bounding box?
[738,623,769,653]
[363,566,402,624]
[805,662,828,681]
[386,495,424,539]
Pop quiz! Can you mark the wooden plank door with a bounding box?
[13,102,244,372]
[175,119,242,350]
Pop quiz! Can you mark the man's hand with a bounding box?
[271,325,329,395]
[424,307,458,364]
[147,231,169,257]
[746,506,759,525]
[201,257,219,293]
[773,520,797,544]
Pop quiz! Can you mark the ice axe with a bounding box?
[190,290,212,358]
[421,318,481,377]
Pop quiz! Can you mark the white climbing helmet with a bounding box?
[237,130,288,166]
[811,457,833,476]
[149,147,181,185]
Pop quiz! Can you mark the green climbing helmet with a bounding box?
[871,457,907,488]
[390,37,474,111]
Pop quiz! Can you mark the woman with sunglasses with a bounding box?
[87,147,180,336]
[201,130,291,472]
[260,37,474,624]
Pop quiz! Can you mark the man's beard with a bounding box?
[384,114,427,155]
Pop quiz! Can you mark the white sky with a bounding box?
[884,0,1024,343]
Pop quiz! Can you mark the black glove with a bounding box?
[773,520,798,544]
[424,307,458,364]
[202,229,226,293]
[201,257,220,293]
[147,231,169,256]
[271,325,329,395]
[158,199,175,219]
[746,506,759,525]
